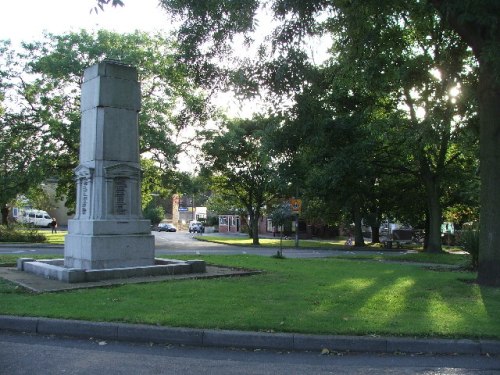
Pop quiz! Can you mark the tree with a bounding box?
[269,202,293,257]
[1,30,212,212]
[429,0,500,286]
[0,113,46,225]
[201,116,280,245]
[143,203,165,225]
[311,2,476,253]
[97,0,498,284]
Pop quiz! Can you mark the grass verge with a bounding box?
[0,254,498,339]
[43,231,67,244]
[196,235,463,251]
[196,235,363,248]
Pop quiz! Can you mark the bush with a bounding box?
[206,216,219,227]
[0,225,46,243]
[143,205,165,225]
[459,227,479,270]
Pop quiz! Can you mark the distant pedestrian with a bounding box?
[50,218,58,234]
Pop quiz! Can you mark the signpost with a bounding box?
[289,199,302,247]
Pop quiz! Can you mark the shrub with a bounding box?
[459,227,479,270]
[0,225,46,243]
[143,205,165,225]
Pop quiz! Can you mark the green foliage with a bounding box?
[1,30,212,211]
[202,116,281,244]
[143,204,165,225]
[24,186,53,212]
[0,225,46,243]
[269,202,293,256]
[459,226,480,270]
[269,202,293,229]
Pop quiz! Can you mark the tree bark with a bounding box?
[477,60,500,286]
[353,208,365,247]
[422,174,443,253]
[1,205,9,226]
[430,0,500,285]
[371,225,380,243]
[248,210,260,245]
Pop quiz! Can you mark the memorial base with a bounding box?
[64,233,154,270]
[18,258,206,283]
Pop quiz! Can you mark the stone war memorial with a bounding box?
[18,60,205,283]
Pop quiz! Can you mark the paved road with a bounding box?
[2,331,499,375]
[0,231,411,259]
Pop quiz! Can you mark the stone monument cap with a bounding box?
[80,60,141,112]
[83,60,138,83]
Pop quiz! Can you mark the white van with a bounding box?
[18,209,53,227]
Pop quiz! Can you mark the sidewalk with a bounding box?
[1,315,499,356]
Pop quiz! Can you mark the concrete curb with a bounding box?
[1,315,498,355]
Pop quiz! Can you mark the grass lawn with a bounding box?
[197,235,469,266]
[43,231,67,244]
[1,254,498,339]
[197,235,462,251]
[197,235,360,248]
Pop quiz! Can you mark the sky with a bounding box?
[0,0,171,44]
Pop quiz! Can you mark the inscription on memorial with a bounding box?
[114,178,128,215]
[81,178,89,215]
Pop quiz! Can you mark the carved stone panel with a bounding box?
[74,165,94,219]
[104,163,141,218]
[113,177,128,216]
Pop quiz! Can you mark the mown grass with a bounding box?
[197,235,360,248]
[197,235,463,251]
[43,231,67,244]
[197,235,468,266]
[0,255,498,339]
[335,252,469,266]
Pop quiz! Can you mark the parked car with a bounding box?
[157,223,177,232]
[188,220,205,233]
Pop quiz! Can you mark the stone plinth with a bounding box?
[64,61,154,270]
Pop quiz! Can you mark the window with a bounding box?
[267,219,273,232]
[219,216,228,225]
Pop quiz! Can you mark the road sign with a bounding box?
[289,199,302,213]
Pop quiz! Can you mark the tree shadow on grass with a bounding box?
[298,260,498,338]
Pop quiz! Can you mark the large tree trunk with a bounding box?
[1,205,9,226]
[248,210,260,246]
[353,208,365,247]
[371,225,380,243]
[431,0,500,285]
[423,176,443,253]
[477,61,500,286]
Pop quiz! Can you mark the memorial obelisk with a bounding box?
[64,61,154,269]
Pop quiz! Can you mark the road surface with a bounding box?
[1,331,499,375]
[0,231,411,259]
